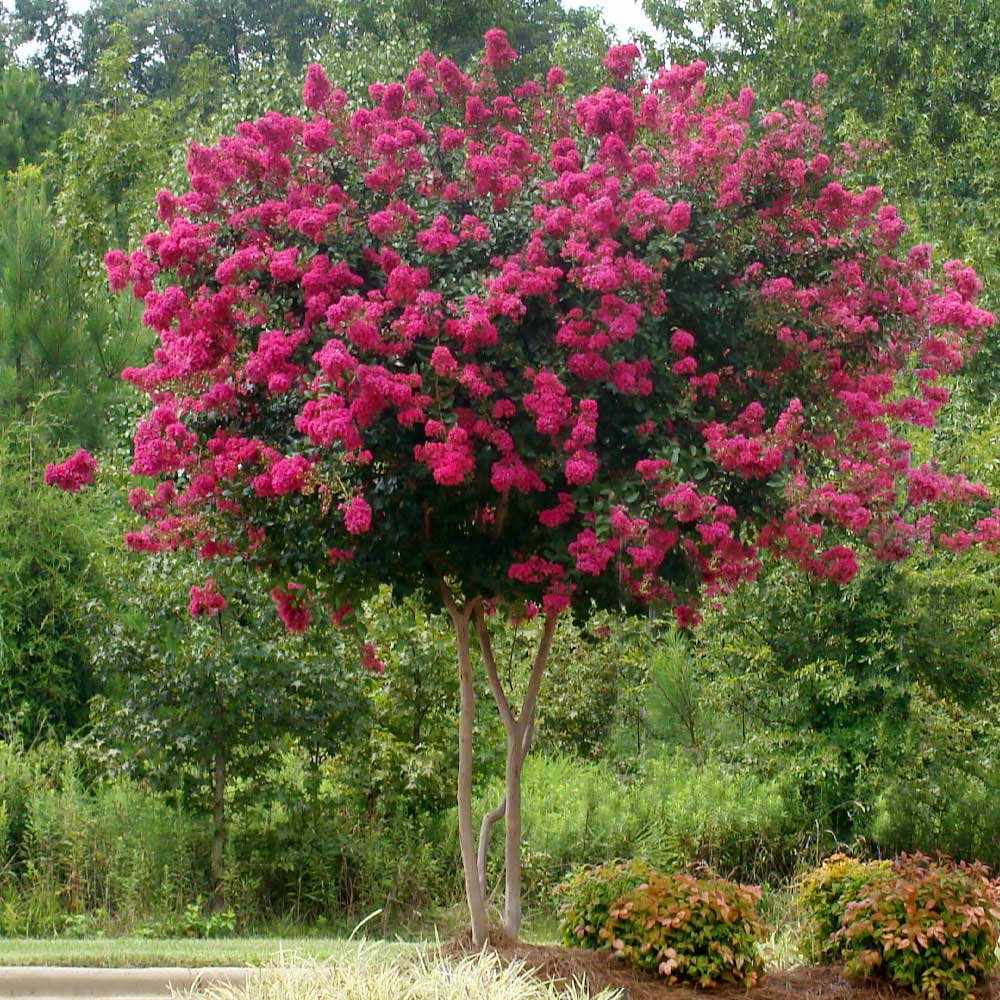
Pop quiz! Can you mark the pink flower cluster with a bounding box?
[189,578,226,616]
[271,583,311,633]
[45,450,97,493]
[94,28,995,634]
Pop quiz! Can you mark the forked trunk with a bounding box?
[474,609,559,939]
[443,588,491,946]
[443,582,560,944]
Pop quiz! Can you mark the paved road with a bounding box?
[0,967,252,1000]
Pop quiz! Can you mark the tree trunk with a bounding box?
[474,609,559,939]
[503,728,525,937]
[443,587,491,946]
[210,748,227,912]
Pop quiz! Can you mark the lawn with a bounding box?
[0,936,418,967]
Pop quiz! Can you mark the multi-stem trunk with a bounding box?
[474,608,558,939]
[442,581,560,944]
[442,585,490,946]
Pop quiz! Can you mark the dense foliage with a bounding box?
[835,855,1000,1000]
[605,871,765,987]
[97,50,997,617]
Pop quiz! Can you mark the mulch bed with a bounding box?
[445,933,1000,999]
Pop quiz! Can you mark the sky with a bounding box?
[564,0,666,45]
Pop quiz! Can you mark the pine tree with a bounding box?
[0,166,144,445]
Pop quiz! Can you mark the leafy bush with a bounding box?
[604,872,765,988]
[794,854,891,962]
[834,854,1000,1000]
[553,859,657,948]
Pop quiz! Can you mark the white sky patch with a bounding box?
[562,0,667,46]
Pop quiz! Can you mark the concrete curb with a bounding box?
[0,968,253,999]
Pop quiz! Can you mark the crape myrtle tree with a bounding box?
[50,32,999,943]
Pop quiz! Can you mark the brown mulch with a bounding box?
[444,933,1000,999]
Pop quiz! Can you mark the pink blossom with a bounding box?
[361,642,385,674]
[564,449,598,485]
[539,493,576,527]
[330,603,353,627]
[269,247,301,282]
[271,583,311,633]
[674,605,702,629]
[604,44,641,81]
[343,496,372,534]
[665,201,691,234]
[568,529,616,575]
[189,579,226,617]
[303,63,332,110]
[670,329,695,354]
[484,28,518,70]
[508,556,564,584]
[45,450,97,493]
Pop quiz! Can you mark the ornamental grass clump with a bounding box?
[554,859,658,949]
[603,871,766,988]
[794,853,892,962]
[833,854,1000,1000]
[188,948,622,1000]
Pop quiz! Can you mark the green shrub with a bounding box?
[0,740,207,935]
[794,853,891,962]
[604,872,765,988]
[834,854,1000,1000]
[476,752,802,903]
[553,860,657,949]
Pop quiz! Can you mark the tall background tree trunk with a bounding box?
[210,747,227,912]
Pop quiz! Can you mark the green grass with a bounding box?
[0,937,419,968]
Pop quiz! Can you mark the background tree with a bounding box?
[0,419,113,739]
[89,553,366,909]
[75,0,336,98]
[0,166,144,445]
[0,66,61,174]
[9,0,79,103]
[333,0,609,83]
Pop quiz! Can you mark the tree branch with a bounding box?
[477,795,506,894]
[473,604,515,731]
[519,613,559,729]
